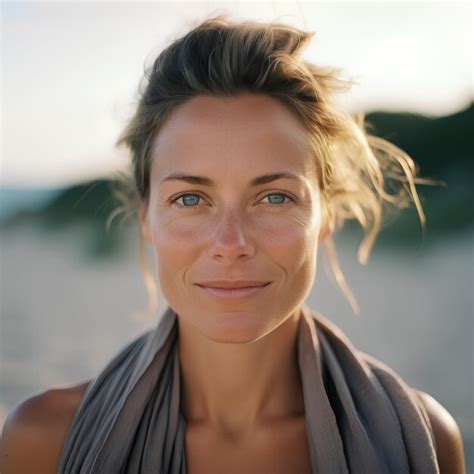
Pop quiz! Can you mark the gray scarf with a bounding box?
[58,304,439,473]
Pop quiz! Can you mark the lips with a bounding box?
[197,282,272,299]
[195,280,271,289]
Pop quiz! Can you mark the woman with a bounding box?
[0,15,466,473]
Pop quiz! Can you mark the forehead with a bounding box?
[150,93,314,176]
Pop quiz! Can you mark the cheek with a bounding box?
[270,216,320,273]
[153,214,207,247]
[150,215,198,267]
[253,205,321,260]
[146,215,198,299]
[149,206,320,265]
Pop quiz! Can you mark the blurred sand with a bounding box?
[1,222,472,468]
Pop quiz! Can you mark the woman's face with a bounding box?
[141,93,329,343]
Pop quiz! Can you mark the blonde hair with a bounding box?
[112,14,442,318]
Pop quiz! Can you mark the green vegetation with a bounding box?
[2,103,472,258]
[363,102,473,247]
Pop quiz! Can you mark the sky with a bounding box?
[1,1,472,188]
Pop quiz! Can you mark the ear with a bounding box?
[318,207,335,245]
[139,204,153,245]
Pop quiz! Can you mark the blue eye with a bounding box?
[173,193,202,207]
[262,193,293,205]
[170,192,294,209]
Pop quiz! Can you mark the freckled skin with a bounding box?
[140,93,329,344]
[1,93,463,474]
[138,92,326,470]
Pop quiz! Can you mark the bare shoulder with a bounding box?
[0,380,91,474]
[412,388,466,473]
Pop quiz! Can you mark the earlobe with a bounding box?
[318,224,330,245]
[319,211,335,245]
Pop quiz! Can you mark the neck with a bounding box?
[177,307,305,436]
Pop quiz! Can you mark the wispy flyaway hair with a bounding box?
[113,14,441,317]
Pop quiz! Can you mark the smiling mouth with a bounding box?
[197,283,270,289]
[196,282,271,299]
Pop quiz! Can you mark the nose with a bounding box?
[207,209,256,261]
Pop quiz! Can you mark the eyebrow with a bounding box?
[160,171,303,187]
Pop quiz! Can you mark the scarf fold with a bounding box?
[58,304,439,473]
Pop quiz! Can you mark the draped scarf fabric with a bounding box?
[58,304,439,473]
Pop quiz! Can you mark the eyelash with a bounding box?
[169,191,295,209]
